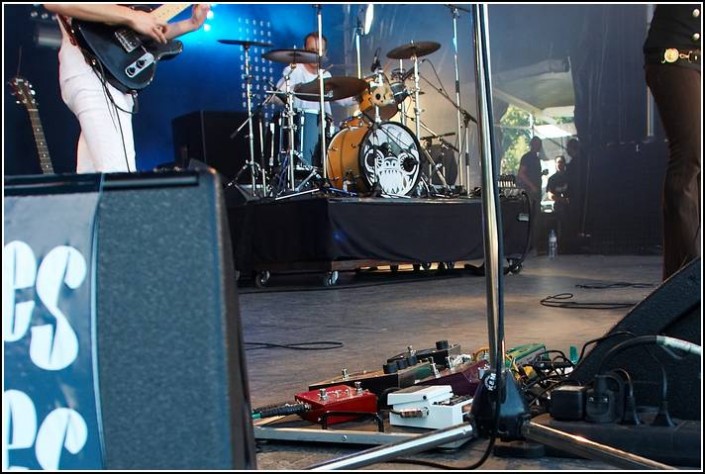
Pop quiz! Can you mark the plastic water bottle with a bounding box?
[548,229,558,259]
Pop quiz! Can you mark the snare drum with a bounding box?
[327,121,421,196]
[358,73,398,122]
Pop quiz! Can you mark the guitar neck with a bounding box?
[26,107,53,174]
[151,4,191,23]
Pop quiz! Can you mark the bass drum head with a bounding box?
[358,122,421,196]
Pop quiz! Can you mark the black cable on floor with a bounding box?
[575,281,655,289]
[540,293,637,310]
[244,341,343,351]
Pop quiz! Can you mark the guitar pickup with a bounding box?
[115,29,141,53]
[125,52,155,78]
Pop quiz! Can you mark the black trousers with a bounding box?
[646,64,701,280]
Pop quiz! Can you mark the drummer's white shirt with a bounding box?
[276,65,356,114]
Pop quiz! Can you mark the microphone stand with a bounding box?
[418,70,476,191]
[445,3,470,189]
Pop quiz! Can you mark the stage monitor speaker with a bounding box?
[4,171,257,469]
[568,258,701,421]
[172,110,252,181]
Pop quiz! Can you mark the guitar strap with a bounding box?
[57,14,78,46]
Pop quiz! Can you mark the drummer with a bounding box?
[273,32,357,167]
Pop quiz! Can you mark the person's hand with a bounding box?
[188,4,210,31]
[129,9,168,44]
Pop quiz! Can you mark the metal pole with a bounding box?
[472,4,504,367]
[307,424,474,470]
[244,45,258,194]
[316,7,328,179]
[451,6,466,188]
[522,421,676,470]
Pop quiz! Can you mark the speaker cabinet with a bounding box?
[568,258,701,420]
[4,171,256,469]
[172,110,252,181]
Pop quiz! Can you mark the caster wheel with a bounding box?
[323,271,339,287]
[255,270,271,288]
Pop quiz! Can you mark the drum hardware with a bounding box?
[417,67,477,195]
[444,4,469,188]
[386,41,440,150]
[219,38,274,198]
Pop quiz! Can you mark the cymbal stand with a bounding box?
[282,67,298,191]
[410,46,422,142]
[398,59,408,127]
[231,42,263,197]
[314,6,329,180]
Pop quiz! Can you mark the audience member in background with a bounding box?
[516,136,545,252]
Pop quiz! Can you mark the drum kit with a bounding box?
[220,36,454,200]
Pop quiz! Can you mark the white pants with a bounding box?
[60,70,136,173]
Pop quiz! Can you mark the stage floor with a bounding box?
[237,254,701,470]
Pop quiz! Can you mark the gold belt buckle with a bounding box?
[662,48,680,63]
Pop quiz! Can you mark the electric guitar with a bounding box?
[9,77,54,174]
[72,4,190,93]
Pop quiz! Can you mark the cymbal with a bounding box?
[294,76,368,101]
[262,49,319,64]
[386,41,441,60]
[218,39,273,48]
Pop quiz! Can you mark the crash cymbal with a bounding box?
[294,76,368,101]
[262,49,319,64]
[218,39,273,48]
[386,41,441,60]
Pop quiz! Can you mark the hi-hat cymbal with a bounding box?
[262,49,319,64]
[386,41,441,60]
[294,76,368,101]
[218,39,273,48]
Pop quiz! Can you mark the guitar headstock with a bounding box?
[9,76,38,111]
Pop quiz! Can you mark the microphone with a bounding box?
[370,47,381,72]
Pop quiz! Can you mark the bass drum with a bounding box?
[327,121,421,197]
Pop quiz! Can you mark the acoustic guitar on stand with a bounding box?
[71,4,190,93]
[9,76,54,174]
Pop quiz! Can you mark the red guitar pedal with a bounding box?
[295,384,378,426]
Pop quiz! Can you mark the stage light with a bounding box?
[362,4,374,36]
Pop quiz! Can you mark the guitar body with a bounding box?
[73,5,184,93]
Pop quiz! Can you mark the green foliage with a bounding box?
[498,105,531,174]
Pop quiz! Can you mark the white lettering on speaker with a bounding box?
[35,408,88,470]
[3,241,37,343]
[31,246,85,370]
[3,241,91,469]
[2,390,38,470]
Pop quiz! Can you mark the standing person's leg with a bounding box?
[61,72,136,173]
[646,65,701,280]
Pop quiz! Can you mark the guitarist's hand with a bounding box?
[129,9,168,44]
[165,4,211,39]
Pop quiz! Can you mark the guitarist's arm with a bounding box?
[43,4,168,43]
[164,4,210,40]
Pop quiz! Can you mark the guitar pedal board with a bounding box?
[294,384,378,426]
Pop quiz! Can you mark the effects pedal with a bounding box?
[294,384,378,426]
[308,360,435,398]
[388,340,462,367]
[506,343,548,368]
[416,358,491,396]
[388,385,473,430]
